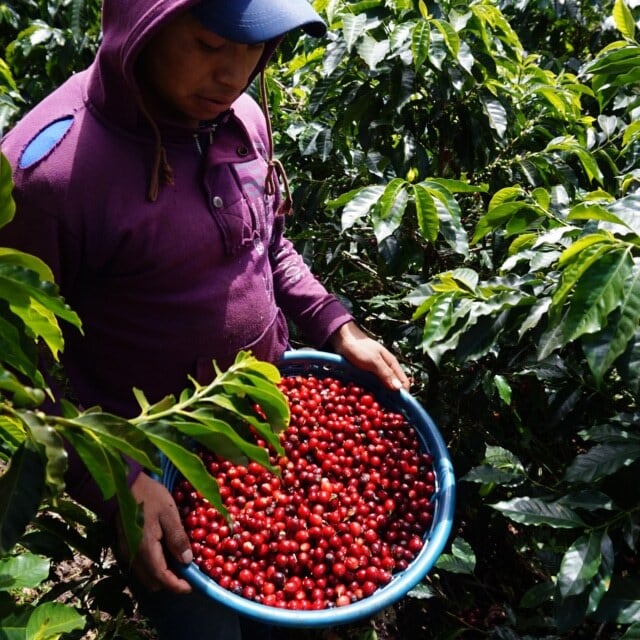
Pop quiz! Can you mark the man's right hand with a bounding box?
[117,472,193,594]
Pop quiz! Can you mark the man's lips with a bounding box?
[198,96,234,109]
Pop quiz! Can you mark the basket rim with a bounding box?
[165,349,456,627]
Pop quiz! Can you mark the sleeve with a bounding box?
[269,213,353,347]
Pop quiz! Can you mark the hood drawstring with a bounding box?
[136,74,289,208]
[259,71,293,216]
[136,95,175,202]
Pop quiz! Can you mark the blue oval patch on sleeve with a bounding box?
[19,116,74,169]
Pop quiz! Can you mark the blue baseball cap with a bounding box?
[191,0,327,44]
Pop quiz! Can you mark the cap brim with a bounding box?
[192,0,327,45]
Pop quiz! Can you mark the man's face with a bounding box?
[137,12,266,126]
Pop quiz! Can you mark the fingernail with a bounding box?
[181,549,193,564]
[392,378,402,390]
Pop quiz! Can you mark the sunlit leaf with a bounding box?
[491,497,586,528]
[339,186,385,230]
[0,152,16,229]
[561,248,632,346]
[25,602,85,640]
[482,96,507,138]
[412,184,438,242]
[565,443,640,483]
[411,20,430,70]
[613,0,636,40]
[357,34,389,70]
[435,537,476,574]
[0,553,49,591]
[145,424,226,517]
[342,13,367,51]
[558,532,604,597]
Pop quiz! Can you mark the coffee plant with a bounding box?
[3,0,640,638]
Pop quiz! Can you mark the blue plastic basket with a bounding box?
[161,349,455,628]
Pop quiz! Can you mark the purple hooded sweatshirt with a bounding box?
[0,0,351,518]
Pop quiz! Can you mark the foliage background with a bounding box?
[2,0,640,638]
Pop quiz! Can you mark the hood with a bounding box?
[86,0,289,201]
[87,0,278,132]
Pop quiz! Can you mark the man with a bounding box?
[0,1,409,637]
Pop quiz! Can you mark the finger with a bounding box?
[135,538,193,594]
[159,502,194,566]
[133,558,192,594]
[378,350,410,391]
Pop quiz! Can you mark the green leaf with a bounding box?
[435,537,476,574]
[200,393,282,454]
[431,18,459,57]
[606,194,640,238]
[493,374,512,405]
[145,425,227,518]
[0,304,41,386]
[484,444,525,475]
[108,447,142,558]
[520,581,555,608]
[565,443,640,483]
[622,120,640,148]
[220,376,289,432]
[461,465,523,487]
[420,181,468,255]
[581,423,640,444]
[482,97,507,138]
[561,248,632,344]
[473,202,533,244]
[583,263,640,384]
[544,241,616,352]
[236,356,282,385]
[546,137,603,185]
[613,0,636,39]
[0,153,16,229]
[407,583,436,599]
[172,415,275,472]
[0,554,49,591]
[557,490,615,511]
[342,13,367,51]
[25,602,85,640]
[416,292,456,363]
[0,250,54,282]
[411,20,430,70]
[357,34,389,70]
[339,186,385,231]
[588,533,615,615]
[585,44,640,76]
[412,184,438,242]
[66,412,158,471]
[558,532,604,597]
[594,576,640,624]
[60,430,116,500]
[0,607,31,640]
[488,186,525,210]
[0,265,80,328]
[620,623,640,639]
[22,416,67,494]
[425,178,488,194]
[371,182,408,243]
[0,444,45,554]
[491,497,586,528]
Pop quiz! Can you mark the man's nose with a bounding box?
[214,45,259,91]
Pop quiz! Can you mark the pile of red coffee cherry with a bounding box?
[173,374,436,610]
